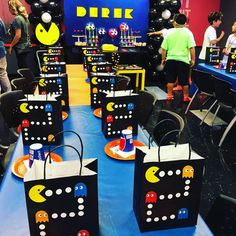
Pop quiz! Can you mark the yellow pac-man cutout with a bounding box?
[39,79,46,87]
[145,166,160,183]
[48,49,52,54]
[48,134,55,142]
[232,54,236,59]
[87,56,92,62]
[29,185,46,203]
[106,102,115,111]
[83,49,87,54]
[61,100,65,106]
[210,48,213,52]
[91,77,98,85]
[43,56,48,62]
[182,165,194,178]
[35,22,60,46]
[92,65,97,72]
[20,103,30,113]
[42,66,48,72]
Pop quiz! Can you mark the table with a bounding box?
[117,67,146,91]
[0,106,213,236]
[197,63,236,89]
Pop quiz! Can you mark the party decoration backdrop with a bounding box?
[64,0,149,46]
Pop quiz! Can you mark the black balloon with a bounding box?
[25,0,34,4]
[156,0,168,12]
[154,17,164,30]
[152,54,162,64]
[47,1,61,14]
[170,0,181,12]
[147,44,155,55]
[53,13,63,23]
[31,2,44,16]
[28,13,40,24]
[164,19,174,29]
[148,27,156,33]
[149,8,158,19]
[149,37,163,49]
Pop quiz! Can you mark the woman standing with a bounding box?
[8,0,31,69]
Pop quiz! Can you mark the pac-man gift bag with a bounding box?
[40,62,66,75]
[19,94,63,145]
[38,74,69,110]
[24,148,98,236]
[82,47,99,70]
[87,61,113,78]
[133,144,204,232]
[205,47,221,65]
[102,90,139,138]
[90,73,123,109]
[226,48,236,73]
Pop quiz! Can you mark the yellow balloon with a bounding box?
[20,103,30,113]
[35,22,60,46]
[106,102,115,111]
[29,185,46,203]
[91,77,98,85]
[145,166,160,183]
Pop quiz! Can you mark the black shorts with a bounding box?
[164,60,190,86]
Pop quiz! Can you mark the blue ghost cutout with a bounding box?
[178,208,188,219]
[127,103,134,110]
[56,78,62,84]
[110,78,115,84]
[45,104,52,112]
[74,182,87,197]
[57,66,62,72]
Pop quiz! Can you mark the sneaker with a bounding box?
[166,94,174,100]
[183,96,191,102]
[173,85,183,91]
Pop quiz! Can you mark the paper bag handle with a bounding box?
[48,130,84,162]
[157,143,191,162]
[44,144,82,179]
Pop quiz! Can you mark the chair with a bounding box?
[152,109,185,146]
[185,69,216,114]
[114,75,131,90]
[137,90,157,128]
[11,77,38,94]
[0,90,25,129]
[200,76,234,126]
[205,194,236,236]
[218,88,236,147]
[17,68,35,80]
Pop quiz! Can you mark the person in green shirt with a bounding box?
[161,13,196,102]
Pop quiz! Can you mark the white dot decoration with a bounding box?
[146,210,152,216]
[185,186,190,190]
[185,180,190,185]
[176,193,181,198]
[154,217,159,222]
[78,211,84,216]
[40,232,46,236]
[78,205,84,210]
[162,216,167,221]
[119,104,122,107]
[170,214,175,219]
[36,122,40,125]
[146,218,152,222]
[69,212,75,217]
[108,124,111,126]
[168,170,173,176]
[31,121,35,125]
[47,113,51,116]
[29,105,33,109]
[115,105,118,108]
[159,171,165,177]
[56,189,62,195]
[31,137,35,140]
[35,106,38,109]
[176,169,181,175]
[40,106,44,109]
[49,122,52,125]
[65,187,72,193]
[184,191,189,196]
[61,213,67,218]
[25,137,29,140]
[78,198,84,204]
[39,224,45,230]
[45,190,53,197]
[159,195,165,200]
[167,194,173,199]
[52,213,58,219]
[147,204,153,209]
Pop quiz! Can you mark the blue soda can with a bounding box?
[29,143,45,167]
[119,129,134,152]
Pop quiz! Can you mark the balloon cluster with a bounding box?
[147,0,181,77]
[26,0,64,46]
